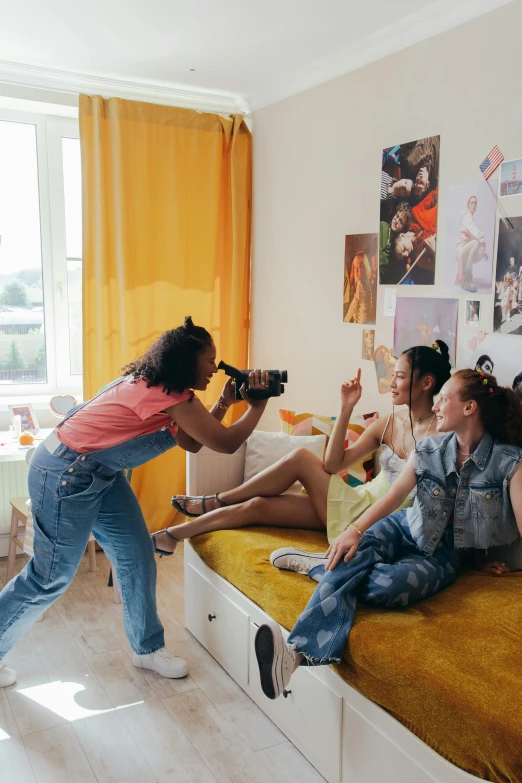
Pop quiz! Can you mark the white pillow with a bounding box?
[244,431,326,494]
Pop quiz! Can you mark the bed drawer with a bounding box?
[185,563,250,687]
[248,621,342,782]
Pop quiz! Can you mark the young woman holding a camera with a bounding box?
[0,317,269,689]
[167,341,452,554]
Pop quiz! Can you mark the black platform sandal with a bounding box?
[171,493,225,517]
[151,528,180,557]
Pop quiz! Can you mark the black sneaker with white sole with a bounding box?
[254,620,297,699]
[270,547,328,575]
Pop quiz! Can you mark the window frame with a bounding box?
[0,108,82,398]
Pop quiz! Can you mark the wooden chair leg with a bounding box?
[6,509,19,584]
[87,539,97,571]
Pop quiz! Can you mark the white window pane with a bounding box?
[0,120,47,384]
[62,137,82,259]
[67,260,82,375]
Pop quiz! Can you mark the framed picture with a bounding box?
[379,135,440,285]
[464,299,481,327]
[8,404,39,434]
[443,180,496,295]
[343,234,378,324]
[494,216,522,334]
[393,296,459,367]
[499,159,522,197]
[361,328,375,360]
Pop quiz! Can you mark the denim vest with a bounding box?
[406,432,521,554]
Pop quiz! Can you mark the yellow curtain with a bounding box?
[79,95,251,532]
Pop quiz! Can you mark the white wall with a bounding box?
[251,1,522,431]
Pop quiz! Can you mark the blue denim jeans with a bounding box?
[288,510,461,665]
[0,423,178,660]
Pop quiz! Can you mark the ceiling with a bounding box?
[0,0,513,112]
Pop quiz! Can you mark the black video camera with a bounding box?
[218,361,288,400]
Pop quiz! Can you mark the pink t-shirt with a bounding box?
[57,377,193,453]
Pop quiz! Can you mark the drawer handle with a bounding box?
[283,689,291,698]
[208,614,216,622]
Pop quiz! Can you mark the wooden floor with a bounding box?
[0,545,325,783]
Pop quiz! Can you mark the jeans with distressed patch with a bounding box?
[288,510,460,665]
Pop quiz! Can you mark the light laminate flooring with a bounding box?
[0,544,325,783]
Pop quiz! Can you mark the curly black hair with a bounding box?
[122,316,213,394]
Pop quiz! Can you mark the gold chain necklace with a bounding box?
[400,413,436,459]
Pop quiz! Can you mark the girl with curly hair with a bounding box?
[0,317,268,689]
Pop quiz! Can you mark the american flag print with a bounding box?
[479,146,504,180]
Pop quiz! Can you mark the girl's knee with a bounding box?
[288,448,320,467]
[241,496,269,520]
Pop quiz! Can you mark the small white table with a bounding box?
[0,430,53,554]
[0,429,53,462]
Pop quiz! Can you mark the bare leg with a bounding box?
[175,449,330,516]
[154,493,326,551]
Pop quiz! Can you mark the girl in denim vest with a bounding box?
[0,317,269,689]
[254,368,522,700]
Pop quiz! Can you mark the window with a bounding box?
[0,109,82,396]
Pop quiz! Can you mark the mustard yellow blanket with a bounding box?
[189,527,522,783]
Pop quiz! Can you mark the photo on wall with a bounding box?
[499,159,522,197]
[443,180,496,294]
[361,328,375,360]
[464,299,481,327]
[374,345,396,394]
[393,297,458,366]
[494,216,522,335]
[379,135,440,286]
[458,328,522,389]
[343,233,377,324]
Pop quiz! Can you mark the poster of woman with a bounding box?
[443,180,496,294]
[361,328,375,360]
[343,234,377,324]
[373,345,396,394]
[379,135,440,285]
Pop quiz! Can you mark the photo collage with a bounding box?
[342,139,522,394]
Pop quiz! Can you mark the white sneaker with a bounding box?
[0,662,17,688]
[270,547,328,575]
[132,647,188,679]
[254,620,298,700]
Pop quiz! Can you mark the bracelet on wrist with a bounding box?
[216,396,229,411]
[350,522,364,538]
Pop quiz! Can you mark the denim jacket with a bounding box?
[406,432,522,554]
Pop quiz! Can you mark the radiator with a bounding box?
[0,460,28,531]
[186,444,246,496]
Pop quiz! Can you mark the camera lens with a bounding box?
[281,371,288,383]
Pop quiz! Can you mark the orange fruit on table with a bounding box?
[19,432,34,446]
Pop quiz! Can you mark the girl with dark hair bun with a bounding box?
[253,367,522,701]
[169,341,451,555]
[0,317,270,690]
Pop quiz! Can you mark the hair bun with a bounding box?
[434,339,450,361]
[183,316,195,333]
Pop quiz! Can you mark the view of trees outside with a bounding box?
[0,119,46,385]
[62,137,83,376]
[0,122,82,385]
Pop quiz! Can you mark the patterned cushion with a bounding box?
[279,409,379,486]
